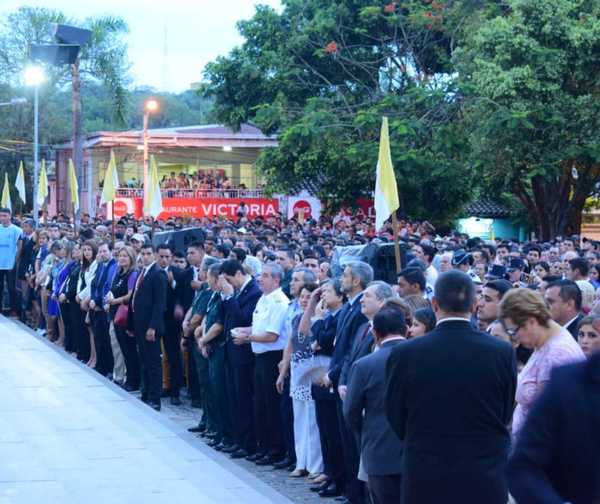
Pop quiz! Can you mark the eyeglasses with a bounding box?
[502,323,521,340]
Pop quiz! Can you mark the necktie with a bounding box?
[132,268,147,311]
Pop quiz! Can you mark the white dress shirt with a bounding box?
[251,287,289,354]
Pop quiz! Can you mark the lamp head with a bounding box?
[24,66,45,86]
[145,99,159,113]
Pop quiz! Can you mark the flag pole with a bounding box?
[111,201,115,246]
[391,212,402,274]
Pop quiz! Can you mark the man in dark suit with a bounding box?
[385,270,516,504]
[155,243,184,405]
[322,261,373,504]
[544,279,583,339]
[345,304,407,504]
[508,350,600,504]
[219,259,262,458]
[132,243,168,411]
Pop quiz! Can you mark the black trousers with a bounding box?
[254,350,284,457]
[337,395,365,504]
[280,377,296,462]
[368,474,401,504]
[60,302,73,352]
[66,301,82,355]
[114,324,140,389]
[314,388,345,488]
[135,326,162,404]
[90,310,114,377]
[163,315,183,396]
[77,309,91,362]
[0,268,17,313]
[225,357,255,452]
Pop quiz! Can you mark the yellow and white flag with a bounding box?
[68,158,79,213]
[100,150,119,205]
[374,117,400,231]
[1,173,11,211]
[15,161,26,204]
[37,159,48,206]
[144,155,163,218]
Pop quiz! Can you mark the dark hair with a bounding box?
[543,274,562,284]
[231,247,247,262]
[373,305,407,339]
[420,244,436,263]
[0,207,11,214]
[484,279,513,299]
[156,243,173,254]
[569,257,589,277]
[187,241,204,251]
[397,267,426,292]
[173,250,186,260]
[414,307,436,333]
[301,282,319,295]
[216,244,230,257]
[434,271,475,314]
[535,261,550,273]
[527,245,542,255]
[140,242,155,252]
[220,259,245,276]
[547,279,582,311]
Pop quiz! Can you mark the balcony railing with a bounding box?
[115,188,266,199]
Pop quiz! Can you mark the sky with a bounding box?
[1,0,282,92]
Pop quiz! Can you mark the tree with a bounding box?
[201,0,487,226]
[455,0,600,239]
[0,7,130,210]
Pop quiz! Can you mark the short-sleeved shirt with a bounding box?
[0,224,22,270]
[205,292,224,348]
[191,283,212,316]
[251,287,289,354]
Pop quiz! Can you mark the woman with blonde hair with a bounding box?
[499,288,585,437]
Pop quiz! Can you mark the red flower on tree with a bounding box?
[324,41,339,54]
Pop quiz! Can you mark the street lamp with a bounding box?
[0,97,27,107]
[24,65,45,224]
[143,98,159,196]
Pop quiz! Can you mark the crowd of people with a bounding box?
[1,203,599,504]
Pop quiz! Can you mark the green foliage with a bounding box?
[201,0,487,227]
[455,0,600,238]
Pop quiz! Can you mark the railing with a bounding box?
[115,188,266,199]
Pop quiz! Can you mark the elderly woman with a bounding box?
[499,288,585,437]
[577,316,600,358]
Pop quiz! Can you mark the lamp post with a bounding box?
[0,97,27,107]
[142,99,159,197]
[24,66,44,224]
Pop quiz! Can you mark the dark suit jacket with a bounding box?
[385,319,517,504]
[566,313,584,339]
[132,264,168,334]
[328,295,368,388]
[311,310,341,401]
[508,352,600,504]
[340,321,373,386]
[222,277,262,366]
[170,265,196,312]
[344,339,403,477]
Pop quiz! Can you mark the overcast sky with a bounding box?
[1,0,281,92]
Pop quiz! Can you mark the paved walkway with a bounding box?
[0,316,294,504]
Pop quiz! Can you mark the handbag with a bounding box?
[114,303,129,328]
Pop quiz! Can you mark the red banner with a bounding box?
[110,197,279,220]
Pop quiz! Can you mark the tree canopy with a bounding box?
[202,0,600,236]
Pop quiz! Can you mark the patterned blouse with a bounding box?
[512,327,585,437]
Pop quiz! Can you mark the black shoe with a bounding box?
[206,438,221,447]
[190,399,202,408]
[187,425,204,433]
[273,457,295,470]
[148,401,161,412]
[220,443,239,454]
[141,394,148,403]
[318,483,342,498]
[245,452,266,462]
[230,448,249,459]
[161,389,171,398]
[170,396,182,406]
[333,496,348,503]
[310,480,331,493]
[255,454,281,466]
[124,382,139,392]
